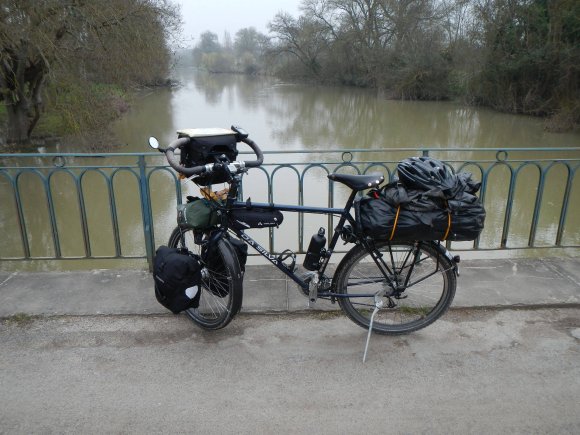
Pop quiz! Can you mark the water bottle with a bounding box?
[303,228,326,271]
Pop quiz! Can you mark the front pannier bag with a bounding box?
[356,158,485,242]
[153,246,202,314]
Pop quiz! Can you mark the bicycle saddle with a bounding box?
[327,172,385,191]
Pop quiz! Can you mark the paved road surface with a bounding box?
[1,308,579,434]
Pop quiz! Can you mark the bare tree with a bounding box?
[0,0,179,144]
[269,12,330,77]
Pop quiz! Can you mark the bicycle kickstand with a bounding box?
[363,297,384,363]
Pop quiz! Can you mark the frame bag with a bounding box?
[229,207,284,230]
[153,246,202,314]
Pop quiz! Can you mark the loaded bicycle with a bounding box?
[149,126,484,354]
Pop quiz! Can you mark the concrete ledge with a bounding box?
[0,258,579,317]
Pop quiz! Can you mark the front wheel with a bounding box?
[168,227,243,330]
[334,241,456,335]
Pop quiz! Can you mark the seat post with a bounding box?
[343,189,359,213]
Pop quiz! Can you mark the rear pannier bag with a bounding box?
[153,246,202,314]
[356,173,485,242]
[229,208,284,231]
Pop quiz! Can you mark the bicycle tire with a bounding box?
[334,241,456,335]
[168,227,243,330]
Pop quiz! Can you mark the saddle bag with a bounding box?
[153,246,203,314]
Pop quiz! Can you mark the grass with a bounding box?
[2,312,35,326]
[398,306,430,317]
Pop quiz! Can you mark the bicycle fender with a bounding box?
[430,242,459,276]
[206,235,244,316]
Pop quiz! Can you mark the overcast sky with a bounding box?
[176,0,302,47]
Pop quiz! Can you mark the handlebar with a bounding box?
[159,130,264,178]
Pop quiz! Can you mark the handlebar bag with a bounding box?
[177,197,219,231]
[153,246,202,314]
[177,128,238,185]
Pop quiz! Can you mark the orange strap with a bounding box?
[389,207,452,241]
[389,206,401,241]
[442,211,452,241]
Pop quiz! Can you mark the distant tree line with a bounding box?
[0,0,180,145]
[193,28,271,75]
[193,0,579,130]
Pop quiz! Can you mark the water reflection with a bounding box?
[113,67,579,156]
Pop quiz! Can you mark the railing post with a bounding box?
[11,175,31,258]
[555,165,574,246]
[500,166,517,248]
[138,155,155,271]
[528,169,547,247]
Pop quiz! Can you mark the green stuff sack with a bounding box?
[177,198,219,230]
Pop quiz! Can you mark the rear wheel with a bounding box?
[168,227,243,330]
[335,241,456,335]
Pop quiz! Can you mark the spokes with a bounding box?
[170,227,242,330]
[337,241,455,334]
[196,294,229,318]
[194,269,232,318]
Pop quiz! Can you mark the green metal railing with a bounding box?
[1,147,578,270]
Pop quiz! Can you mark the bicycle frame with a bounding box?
[195,173,456,302]
[204,176,439,300]
[226,195,357,296]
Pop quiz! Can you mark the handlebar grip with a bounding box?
[240,136,263,168]
[165,137,205,176]
[162,132,264,177]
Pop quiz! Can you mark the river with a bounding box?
[116,62,580,154]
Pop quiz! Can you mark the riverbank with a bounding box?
[0,80,179,153]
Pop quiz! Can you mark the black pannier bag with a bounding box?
[177,128,239,186]
[228,207,284,231]
[356,165,485,242]
[153,246,202,314]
